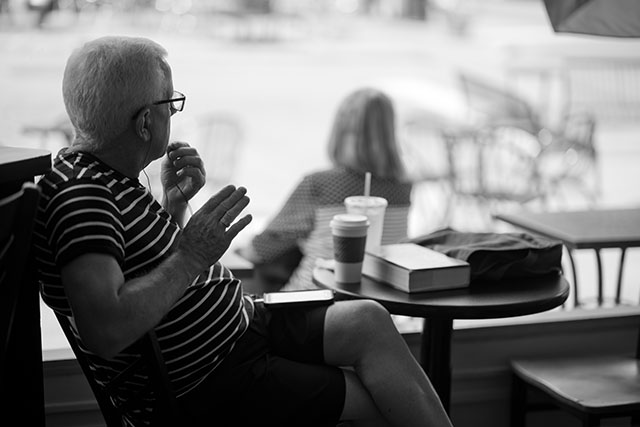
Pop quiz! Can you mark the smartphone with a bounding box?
[263,289,335,309]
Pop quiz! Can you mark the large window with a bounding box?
[2,1,639,336]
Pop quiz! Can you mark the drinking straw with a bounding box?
[364,172,371,197]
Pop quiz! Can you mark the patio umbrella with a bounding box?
[543,0,640,37]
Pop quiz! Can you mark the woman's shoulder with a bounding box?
[296,168,359,203]
[304,167,350,180]
[372,177,412,205]
[298,168,411,205]
[303,167,363,188]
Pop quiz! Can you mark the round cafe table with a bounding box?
[313,267,570,413]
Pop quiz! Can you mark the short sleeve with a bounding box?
[45,180,125,268]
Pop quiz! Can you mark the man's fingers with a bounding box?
[200,185,236,214]
[196,186,250,238]
[212,187,248,220]
[176,165,205,181]
[166,141,193,156]
[220,195,250,227]
[171,153,204,170]
[225,214,253,240]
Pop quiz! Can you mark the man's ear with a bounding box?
[134,108,152,142]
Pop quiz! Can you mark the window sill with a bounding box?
[43,300,640,362]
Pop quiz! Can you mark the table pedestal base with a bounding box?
[421,318,453,413]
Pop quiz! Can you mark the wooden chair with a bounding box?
[510,318,640,426]
[0,182,44,425]
[55,314,181,426]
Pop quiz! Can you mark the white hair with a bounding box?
[62,36,170,146]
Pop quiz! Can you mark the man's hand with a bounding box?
[178,185,252,271]
[161,141,206,216]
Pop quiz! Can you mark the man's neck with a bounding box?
[69,135,147,179]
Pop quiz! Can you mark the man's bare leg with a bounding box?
[324,300,453,427]
[340,368,390,426]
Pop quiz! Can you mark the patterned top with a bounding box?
[251,167,413,290]
[33,150,251,426]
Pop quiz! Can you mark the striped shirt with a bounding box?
[251,167,412,290]
[33,150,251,426]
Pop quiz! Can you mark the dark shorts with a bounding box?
[178,301,346,427]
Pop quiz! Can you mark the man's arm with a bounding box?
[62,185,252,360]
[62,251,198,359]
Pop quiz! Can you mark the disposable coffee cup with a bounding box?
[330,214,369,283]
[344,196,388,253]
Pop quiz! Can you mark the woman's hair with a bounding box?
[62,36,170,146]
[327,87,405,180]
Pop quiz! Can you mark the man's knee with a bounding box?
[343,300,393,336]
[325,300,397,365]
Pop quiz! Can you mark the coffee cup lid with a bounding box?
[344,196,388,208]
[330,213,369,229]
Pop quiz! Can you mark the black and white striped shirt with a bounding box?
[34,150,251,426]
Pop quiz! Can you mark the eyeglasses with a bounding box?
[152,90,186,116]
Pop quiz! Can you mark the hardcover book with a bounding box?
[362,243,470,293]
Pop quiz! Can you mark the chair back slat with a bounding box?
[55,313,180,426]
[55,313,123,426]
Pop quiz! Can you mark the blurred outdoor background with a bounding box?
[2,0,640,305]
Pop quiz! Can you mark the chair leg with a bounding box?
[510,373,527,427]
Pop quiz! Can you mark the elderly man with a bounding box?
[34,36,452,427]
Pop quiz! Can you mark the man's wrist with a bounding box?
[162,196,188,227]
[162,195,188,213]
[177,243,210,268]
[165,249,204,285]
